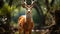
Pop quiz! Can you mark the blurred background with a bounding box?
[0,0,60,34]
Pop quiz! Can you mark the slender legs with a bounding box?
[18,28,23,34]
[29,30,32,34]
[24,30,29,34]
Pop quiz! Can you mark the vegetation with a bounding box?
[0,0,60,34]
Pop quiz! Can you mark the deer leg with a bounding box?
[18,26,23,34]
[24,30,29,34]
[29,30,32,34]
[29,22,34,34]
[19,28,23,34]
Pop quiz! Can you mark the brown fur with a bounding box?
[18,15,34,34]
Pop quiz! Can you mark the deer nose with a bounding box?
[27,11,31,14]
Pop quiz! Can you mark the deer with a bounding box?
[18,0,36,34]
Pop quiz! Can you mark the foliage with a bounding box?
[0,0,60,34]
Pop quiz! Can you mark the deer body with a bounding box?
[18,2,34,34]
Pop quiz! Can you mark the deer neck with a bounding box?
[26,9,32,22]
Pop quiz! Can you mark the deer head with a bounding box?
[22,0,36,19]
[22,0,36,12]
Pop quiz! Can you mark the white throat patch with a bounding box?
[28,8,30,11]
